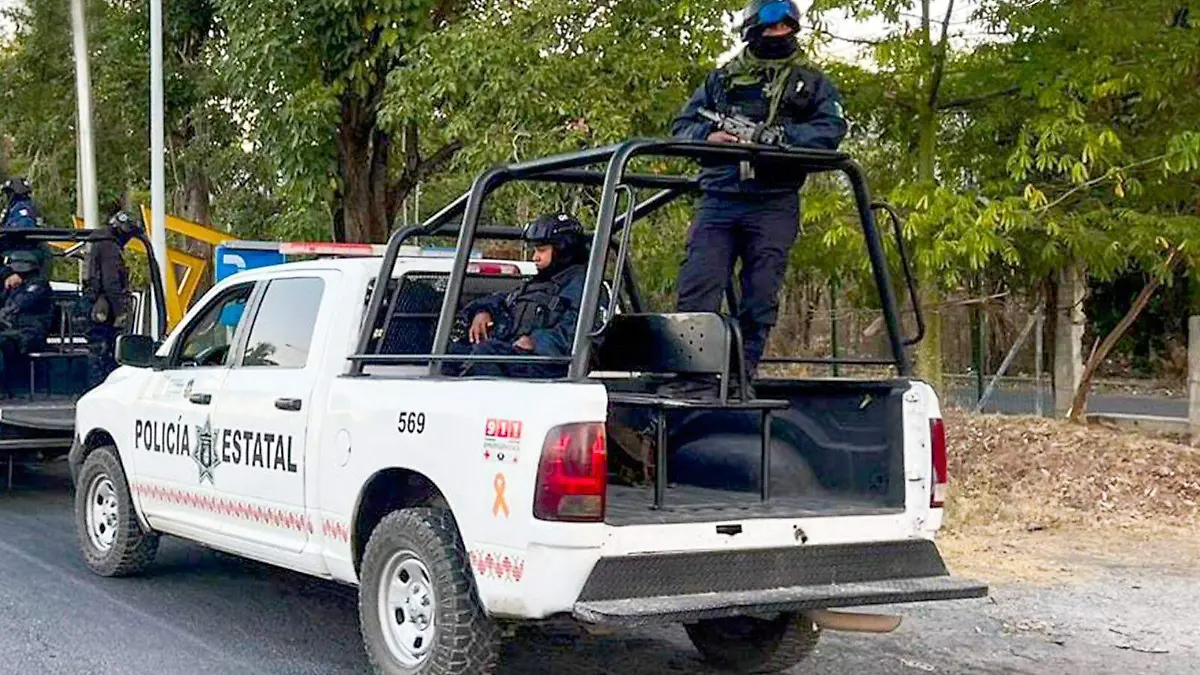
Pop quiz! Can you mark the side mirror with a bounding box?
[115,334,161,369]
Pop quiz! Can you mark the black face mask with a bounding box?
[748,33,799,60]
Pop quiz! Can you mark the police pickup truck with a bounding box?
[0,227,165,486]
[70,140,986,675]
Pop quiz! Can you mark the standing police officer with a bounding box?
[444,212,595,379]
[0,250,54,391]
[82,211,136,387]
[671,0,848,382]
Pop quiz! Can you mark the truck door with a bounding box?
[209,274,330,554]
[130,281,256,535]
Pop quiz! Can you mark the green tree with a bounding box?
[216,0,472,243]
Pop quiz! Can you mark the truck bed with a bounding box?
[0,398,77,432]
[604,378,915,526]
[606,483,900,526]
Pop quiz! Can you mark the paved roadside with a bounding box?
[0,462,1195,674]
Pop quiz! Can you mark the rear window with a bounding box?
[374,273,525,355]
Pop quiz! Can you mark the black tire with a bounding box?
[359,508,499,675]
[685,613,821,674]
[74,446,159,577]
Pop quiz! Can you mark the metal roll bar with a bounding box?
[349,138,915,378]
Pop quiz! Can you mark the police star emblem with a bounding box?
[192,417,222,485]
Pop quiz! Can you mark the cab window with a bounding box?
[240,277,325,369]
[175,283,254,368]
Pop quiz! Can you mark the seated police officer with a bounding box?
[0,250,53,390]
[444,212,591,379]
[82,211,137,387]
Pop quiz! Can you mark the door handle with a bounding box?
[188,393,212,405]
[275,398,303,412]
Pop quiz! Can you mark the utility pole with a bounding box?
[150,0,169,335]
[69,0,99,229]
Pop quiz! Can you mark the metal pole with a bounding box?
[69,0,99,230]
[975,306,1042,413]
[1035,310,1045,417]
[1189,316,1200,446]
[830,278,840,377]
[971,301,984,403]
[150,0,169,332]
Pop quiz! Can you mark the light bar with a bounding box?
[279,242,387,256]
[467,262,523,276]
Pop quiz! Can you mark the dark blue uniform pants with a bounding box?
[87,324,119,388]
[676,192,801,373]
[443,338,566,379]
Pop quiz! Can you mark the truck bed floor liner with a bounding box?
[605,483,901,526]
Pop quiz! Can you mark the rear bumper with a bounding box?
[571,539,987,627]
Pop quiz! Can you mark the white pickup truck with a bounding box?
[70,140,986,675]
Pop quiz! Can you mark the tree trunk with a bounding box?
[337,97,391,244]
[336,98,463,243]
[914,104,944,392]
[176,173,212,225]
[1069,250,1183,422]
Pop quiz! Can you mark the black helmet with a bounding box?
[2,177,32,198]
[523,212,585,258]
[739,0,801,41]
[107,210,139,244]
[6,249,41,275]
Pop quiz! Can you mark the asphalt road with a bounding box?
[1,462,1197,675]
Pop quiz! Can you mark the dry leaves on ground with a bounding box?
[941,408,1200,532]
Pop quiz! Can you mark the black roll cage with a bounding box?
[0,227,170,338]
[349,138,923,379]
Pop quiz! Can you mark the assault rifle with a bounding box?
[698,108,791,180]
[698,108,787,147]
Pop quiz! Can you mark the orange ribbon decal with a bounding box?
[492,473,510,518]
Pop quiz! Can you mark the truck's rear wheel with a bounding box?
[685,613,821,674]
[359,508,499,675]
[74,446,159,577]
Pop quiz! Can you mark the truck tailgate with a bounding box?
[572,540,988,627]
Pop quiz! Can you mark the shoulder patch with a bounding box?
[26,284,39,292]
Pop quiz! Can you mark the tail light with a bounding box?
[533,423,607,522]
[929,418,948,508]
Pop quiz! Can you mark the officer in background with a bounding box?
[444,212,595,379]
[670,0,848,385]
[82,210,136,387]
[1,177,39,230]
[0,250,53,391]
[1,176,53,291]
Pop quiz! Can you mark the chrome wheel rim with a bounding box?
[85,474,120,552]
[377,550,437,667]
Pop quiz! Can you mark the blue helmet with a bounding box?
[739,0,802,41]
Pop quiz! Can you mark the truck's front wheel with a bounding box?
[685,613,821,673]
[359,508,499,675]
[74,446,159,577]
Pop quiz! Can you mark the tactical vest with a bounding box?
[502,276,565,340]
[719,64,819,128]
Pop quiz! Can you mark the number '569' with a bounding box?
[397,412,426,434]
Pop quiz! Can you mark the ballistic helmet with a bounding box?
[6,250,41,275]
[739,0,802,41]
[524,212,584,248]
[108,210,139,245]
[2,177,32,198]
